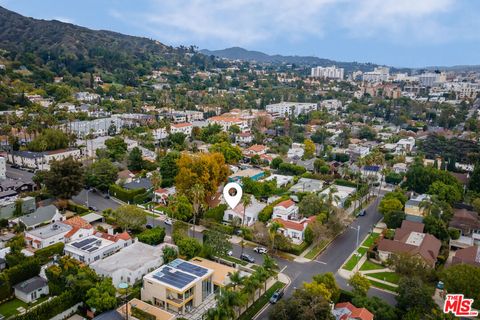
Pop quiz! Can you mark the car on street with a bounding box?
[88,206,98,212]
[358,209,366,216]
[164,218,173,225]
[240,253,255,263]
[253,246,268,254]
[227,250,233,256]
[269,289,284,304]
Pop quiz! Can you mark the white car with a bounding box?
[227,250,233,256]
[253,246,268,254]
[164,218,173,226]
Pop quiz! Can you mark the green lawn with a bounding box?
[361,233,380,248]
[359,260,384,271]
[368,280,398,292]
[343,249,367,271]
[0,296,48,318]
[304,240,329,260]
[357,247,368,255]
[238,281,286,320]
[367,272,401,284]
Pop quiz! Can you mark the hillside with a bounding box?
[0,6,186,83]
[201,47,382,73]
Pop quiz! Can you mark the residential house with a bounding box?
[170,123,193,136]
[451,246,480,267]
[141,258,239,315]
[289,178,324,193]
[263,174,294,188]
[272,217,315,244]
[154,187,176,205]
[265,102,317,118]
[64,231,132,265]
[117,298,176,320]
[347,145,370,161]
[14,276,49,303]
[295,158,315,172]
[243,145,267,157]
[206,116,248,131]
[123,178,153,191]
[228,168,265,183]
[16,205,64,230]
[287,143,305,160]
[396,137,415,154]
[272,199,299,220]
[449,208,480,249]
[320,185,356,208]
[24,221,72,249]
[62,216,95,242]
[404,194,430,222]
[377,220,441,267]
[117,169,135,184]
[223,196,266,226]
[91,242,169,287]
[236,132,253,144]
[0,194,35,220]
[333,302,374,320]
[392,163,407,174]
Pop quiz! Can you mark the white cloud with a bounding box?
[109,0,478,47]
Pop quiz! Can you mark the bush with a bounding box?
[133,191,153,204]
[200,220,234,235]
[16,290,78,320]
[0,273,11,301]
[178,238,202,259]
[335,179,358,188]
[109,184,146,203]
[5,258,40,287]
[34,243,64,264]
[287,241,309,256]
[278,163,306,175]
[338,289,355,303]
[138,227,166,245]
[67,201,89,214]
[204,204,228,222]
[132,306,156,320]
[448,228,460,240]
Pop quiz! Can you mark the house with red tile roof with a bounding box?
[271,216,315,244]
[272,199,299,220]
[170,122,193,135]
[63,216,94,242]
[243,144,267,156]
[333,302,374,320]
[377,220,441,267]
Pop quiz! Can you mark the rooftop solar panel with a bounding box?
[152,265,197,289]
[177,261,208,277]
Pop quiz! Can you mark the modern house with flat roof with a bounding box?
[142,259,214,315]
[91,242,169,287]
[24,221,72,249]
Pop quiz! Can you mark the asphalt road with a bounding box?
[5,164,35,180]
[72,189,121,211]
[255,195,397,320]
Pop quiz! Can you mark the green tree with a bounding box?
[128,147,144,171]
[105,137,127,161]
[441,264,480,309]
[269,220,283,252]
[85,158,118,191]
[150,171,162,190]
[85,278,117,314]
[378,198,403,215]
[178,237,202,259]
[204,229,232,257]
[423,214,449,241]
[168,132,187,150]
[28,129,70,152]
[113,204,147,231]
[162,246,178,264]
[396,277,435,316]
[469,165,480,193]
[169,195,193,222]
[13,198,23,217]
[383,210,405,229]
[270,287,334,320]
[209,142,242,164]
[159,151,180,187]
[44,156,84,199]
[428,181,462,204]
[271,157,283,169]
[303,139,315,159]
[349,272,370,296]
[138,227,166,245]
[352,295,397,320]
[299,193,324,217]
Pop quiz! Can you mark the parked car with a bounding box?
[253,246,268,254]
[88,206,98,212]
[164,218,173,226]
[269,289,284,304]
[240,253,255,263]
[104,194,110,199]
[358,209,366,217]
[227,250,233,256]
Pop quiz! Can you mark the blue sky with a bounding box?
[1,0,479,68]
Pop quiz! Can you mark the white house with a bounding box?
[64,231,132,265]
[396,137,415,154]
[272,199,299,220]
[272,217,315,244]
[24,222,72,250]
[16,205,64,230]
[236,132,253,144]
[153,127,168,141]
[244,145,267,157]
[206,116,248,131]
[320,185,356,208]
[13,276,49,303]
[265,102,317,118]
[263,174,294,188]
[170,123,193,136]
[223,196,266,226]
[91,242,170,287]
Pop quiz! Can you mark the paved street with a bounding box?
[5,164,35,180]
[72,189,121,211]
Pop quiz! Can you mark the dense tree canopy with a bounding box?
[43,156,84,199]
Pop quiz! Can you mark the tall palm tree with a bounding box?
[228,271,243,290]
[269,221,283,253]
[240,194,251,256]
[254,266,270,293]
[242,276,260,306]
[189,184,205,238]
[262,254,279,277]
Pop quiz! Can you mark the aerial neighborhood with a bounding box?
[0,4,479,320]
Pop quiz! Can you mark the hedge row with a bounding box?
[16,290,78,320]
[67,201,89,214]
[34,243,65,264]
[0,258,41,299]
[109,184,146,203]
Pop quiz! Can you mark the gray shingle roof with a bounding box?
[19,205,59,227]
[13,276,47,294]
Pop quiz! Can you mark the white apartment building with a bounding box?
[418,72,446,87]
[362,67,390,83]
[320,99,343,114]
[265,102,317,118]
[170,123,193,136]
[206,116,248,131]
[310,66,344,80]
[8,149,82,170]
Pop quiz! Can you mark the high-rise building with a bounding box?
[362,67,390,82]
[310,66,344,80]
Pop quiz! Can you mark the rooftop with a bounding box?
[13,276,47,294]
[26,221,72,239]
[68,235,114,253]
[189,257,238,287]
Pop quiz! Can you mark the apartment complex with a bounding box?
[265,102,317,118]
[310,66,344,80]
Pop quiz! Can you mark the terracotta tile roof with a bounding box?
[272,218,306,232]
[63,216,92,229]
[208,116,242,123]
[171,122,192,128]
[95,231,131,242]
[275,199,296,209]
[335,302,374,320]
[245,144,267,153]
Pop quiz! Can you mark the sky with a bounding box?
[0,0,479,68]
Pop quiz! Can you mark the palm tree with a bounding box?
[228,271,243,290]
[269,221,283,253]
[242,276,260,306]
[240,194,251,256]
[189,183,205,237]
[254,266,270,294]
[262,254,279,277]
